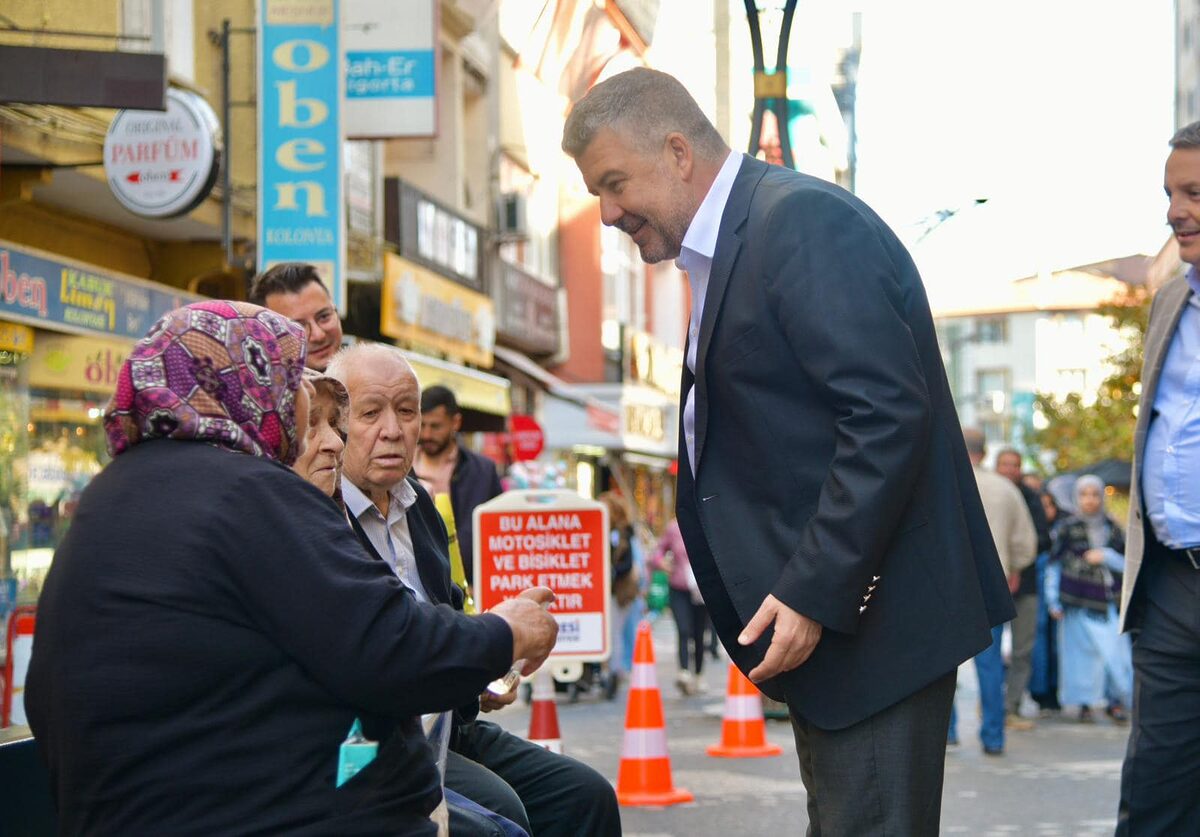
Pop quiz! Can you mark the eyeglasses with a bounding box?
[296,307,339,337]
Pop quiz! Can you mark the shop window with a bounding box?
[2,333,113,607]
[974,316,1008,344]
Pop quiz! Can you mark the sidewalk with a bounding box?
[489,617,1129,836]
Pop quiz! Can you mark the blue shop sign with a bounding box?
[346,50,434,98]
[0,240,200,340]
[257,0,346,313]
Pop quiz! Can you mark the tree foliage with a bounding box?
[1034,286,1151,473]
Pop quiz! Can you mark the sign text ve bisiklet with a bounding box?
[474,491,610,661]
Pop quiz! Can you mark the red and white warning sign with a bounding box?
[3,606,36,728]
[474,491,610,661]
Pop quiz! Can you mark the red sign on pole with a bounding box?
[474,491,610,661]
[508,414,544,462]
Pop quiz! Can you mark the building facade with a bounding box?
[935,258,1148,463]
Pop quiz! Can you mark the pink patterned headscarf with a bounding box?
[103,301,308,465]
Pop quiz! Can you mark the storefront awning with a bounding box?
[405,350,510,417]
[492,345,620,427]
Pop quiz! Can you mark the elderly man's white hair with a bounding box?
[326,341,419,391]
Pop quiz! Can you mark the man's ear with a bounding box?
[452,412,463,433]
[665,132,694,180]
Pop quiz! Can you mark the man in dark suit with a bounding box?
[564,68,1014,834]
[328,343,621,837]
[1116,122,1200,835]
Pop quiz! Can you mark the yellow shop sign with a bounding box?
[381,253,495,367]
[0,321,35,353]
[29,333,132,394]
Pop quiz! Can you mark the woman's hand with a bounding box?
[1084,548,1105,566]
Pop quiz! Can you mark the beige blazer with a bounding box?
[1120,274,1195,631]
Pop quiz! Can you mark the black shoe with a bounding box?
[983,745,1004,756]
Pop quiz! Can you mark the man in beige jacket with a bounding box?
[948,429,1036,755]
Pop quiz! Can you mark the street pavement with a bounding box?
[489,617,1130,836]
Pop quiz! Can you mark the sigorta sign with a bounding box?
[474,490,610,662]
[104,87,221,219]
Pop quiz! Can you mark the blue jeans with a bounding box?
[948,625,1006,751]
[1029,551,1061,707]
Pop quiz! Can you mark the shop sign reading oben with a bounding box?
[104,88,221,219]
[258,0,346,313]
[0,240,199,339]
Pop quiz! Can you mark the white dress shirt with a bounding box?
[342,477,431,602]
[677,150,744,473]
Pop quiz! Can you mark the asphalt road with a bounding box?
[489,617,1129,836]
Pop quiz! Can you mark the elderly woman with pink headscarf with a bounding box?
[25,302,528,836]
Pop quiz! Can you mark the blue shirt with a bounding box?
[341,477,430,602]
[1142,268,1200,549]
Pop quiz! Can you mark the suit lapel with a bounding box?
[692,157,767,472]
[1135,276,1193,464]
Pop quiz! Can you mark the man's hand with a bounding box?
[479,689,518,712]
[1007,572,1021,595]
[738,594,822,683]
[1084,548,1106,566]
[489,587,558,675]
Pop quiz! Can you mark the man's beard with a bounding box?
[420,435,453,457]
[618,210,690,264]
[616,177,692,264]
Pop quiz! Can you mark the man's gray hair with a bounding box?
[1170,121,1200,149]
[326,341,418,392]
[562,67,727,160]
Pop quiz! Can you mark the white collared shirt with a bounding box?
[342,476,431,602]
[676,150,744,473]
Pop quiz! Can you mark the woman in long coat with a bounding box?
[1045,475,1134,722]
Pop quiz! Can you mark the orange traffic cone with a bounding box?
[707,663,783,758]
[527,668,562,754]
[616,621,694,807]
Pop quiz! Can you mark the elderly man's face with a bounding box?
[995,452,1023,484]
[575,127,695,264]
[341,353,421,495]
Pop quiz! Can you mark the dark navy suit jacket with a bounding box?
[676,156,1015,729]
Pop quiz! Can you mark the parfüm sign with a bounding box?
[103,88,221,219]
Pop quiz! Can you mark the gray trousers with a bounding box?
[790,670,957,836]
[1006,592,1039,715]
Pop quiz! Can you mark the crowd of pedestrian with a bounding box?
[948,434,1136,758]
[14,66,1200,836]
